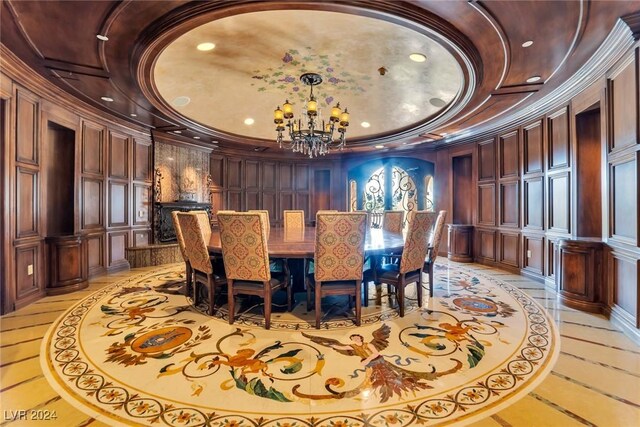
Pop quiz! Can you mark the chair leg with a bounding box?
[355,282,361,326]
[363,279,369,308]
[306,276,312,310]
[398,280,405,317]
[417,273,423,308]
[429,263,434,297]
[227,280,235,325]
[264,282,272,330]
[315,282,322,329]
[208,274,215,316]
[287,283,292,312]
[185,263,193,297]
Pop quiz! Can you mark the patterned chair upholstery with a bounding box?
[382,210,404,233]
[171,211,192,297]
[176,212,227,315]
[307,212,367,328]
[283,210,305,231]
[248,210,270,231]
[375,211,435,317]
[423,210,447,297]
[218,212,291,329]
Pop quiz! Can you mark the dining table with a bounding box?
[207,226,405,259]
[208,226,406,292]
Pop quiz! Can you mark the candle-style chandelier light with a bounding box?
[274,73,349,158]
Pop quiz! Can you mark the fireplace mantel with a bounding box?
[154,202,211,242]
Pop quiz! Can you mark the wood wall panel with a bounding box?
[227,158,243,189]
[523,120,544,175]
[499,232,520,268]
[86,233,105,276]
[280,164,293,190]
[549,172,570,233]
[611,157,637,241]
[133,139,152,182]
[262,162,277,191]
[107,231,128,270]
[16,167,38,238]
[612,255,638,321]
[132,183,150,226]
[547,240,556,278]
[280,193,293,212]
[523,234,544,276]
[499,181,519,227]
[548,107,570,170]
[295,193,310,217]
[610,59,638,151]
[478,139,495,181]
[452,155,473,224]
[81,122,104,175]
[476,229,496,261]
[477,183,496,226]
[108,132,129,179]
[81,177,103,229]
[245,191,260,211]
[295,164,309,191]
[245,160,260,190]
[210,155,224,187]
[227,190,242,211]
[108,182,128,227]
[210,189,224,213]
[575,108,603,238]
[499,130,519,178]
[15,88,39,165]
[524,177,544,230]
[263,192,277,218]
[14,243,40,299]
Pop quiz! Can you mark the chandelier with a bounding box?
[274,73,350,158]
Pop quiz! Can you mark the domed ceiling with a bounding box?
[153,10,464,141]
[1,0,638,153]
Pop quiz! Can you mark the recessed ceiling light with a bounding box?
[197,42,215,51]
[526,75,541,83]
[172,96,191,107]
[130,113,137,117]
[402,142,408,145]
[409,53,427,63]
[193,136,201,139]
[375,145,384,149]
[167,157,174,161]
[100,96,113,102]
[441,132,448,136]
[361,121,370,128]
[96,34,108,41]
[429,98,446,108]
[244,118,255,125]
[522,40,534,48]
[173,130,182,134]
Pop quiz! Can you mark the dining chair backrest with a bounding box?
[176,212,212,274]
[427,210,448,263]
[248,210,270,231]
[218,212,271,282]
[316,210,338,214]
[191,210,212,242]
[283,210,305,231]
[171,211,188,262]
[314,212,367,282]
[382,210,404,233]
[400,211,435,274]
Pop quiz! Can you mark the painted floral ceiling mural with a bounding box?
[154,9,463,141]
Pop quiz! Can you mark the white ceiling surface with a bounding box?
[154,9,463,140]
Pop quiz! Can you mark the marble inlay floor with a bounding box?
[1,261,638,426]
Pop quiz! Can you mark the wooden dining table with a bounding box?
[207,226,405,258]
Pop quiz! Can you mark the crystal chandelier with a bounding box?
[274,73,350,158]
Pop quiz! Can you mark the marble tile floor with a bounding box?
[0,261,638,427]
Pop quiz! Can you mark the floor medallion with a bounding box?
[41,263,559,426]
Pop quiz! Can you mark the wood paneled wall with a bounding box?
[209,153,343,226]
[0,74,152,313]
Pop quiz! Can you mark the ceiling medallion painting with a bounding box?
[41,264,558,426]
[153,9,465,144]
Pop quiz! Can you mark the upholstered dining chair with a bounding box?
[217,212,291,329]
[171,211,192,297]
[248,210,270,230]
[283,210,305,231]
[176,212,227,315]
[306,212,367,328]
[382,210,404,233]
[375,211,435,317]
[423,210,447,297]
